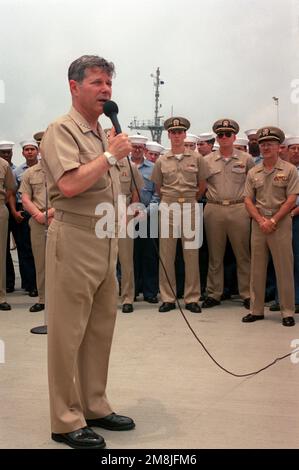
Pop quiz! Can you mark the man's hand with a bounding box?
[108,128,132,161]
[33,211,46,224]
[13,211,24,223]
[258,217,276,234]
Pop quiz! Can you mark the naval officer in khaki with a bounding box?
[202,119,254,309]
[151,116,208,313]
[118,155,144,312]
[243,126,299,327]
[40,55,134,449]
[20,140,54,313]
[0,156,15,311]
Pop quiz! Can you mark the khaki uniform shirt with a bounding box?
[118,159,144,206]
[0,158,16,205]
[205,149,254,201]
[19,161,51,211]
[151,150,209,198]
[40,106,120,217]
[244,158,299,213]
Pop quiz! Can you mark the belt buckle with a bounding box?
[178,197,185,203]
[264,210,273,216]
[222,200,230,206]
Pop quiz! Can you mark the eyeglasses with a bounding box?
[217,131,233,138]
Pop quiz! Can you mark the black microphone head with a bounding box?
[103,100,119,118]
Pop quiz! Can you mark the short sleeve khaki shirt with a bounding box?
[0,158,16,205]
[40,106,120,217]
[19,161,51,211]
[205,149,255,201]
[151,150,209,198]
[118,159,144,206]
[244,158,299,211]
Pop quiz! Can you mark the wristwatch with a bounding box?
[104,151,117,166]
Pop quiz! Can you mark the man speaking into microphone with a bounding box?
[40,55,135,449]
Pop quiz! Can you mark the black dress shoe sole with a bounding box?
[86,419,135,431]
[52,433,106,449]
[282,318,295,327]
[0,303,11,311]
[29,304,45,312]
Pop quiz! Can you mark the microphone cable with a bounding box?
[103,100,299,378]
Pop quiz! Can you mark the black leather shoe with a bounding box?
[282,316,295,327]
[243,298,250,309]
[221,292,231,300]
[122,303,133,313]
[86,412,135,431]
[144,296,158,304]
[0,302,11,311]
[242,313,264,323]
[28,289,38,297]
[52,426,106,449]
[158,302,176,312]
[202,297,220,308]
[185,302,201,313]
[269,303,280,311]
[29,303,45,312]
[6,287,14,293]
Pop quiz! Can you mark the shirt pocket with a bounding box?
[181,166,198,185]
[161,167,177,185]
[207,168,221,183]
[231,166,246,183]
[252,177,264,189]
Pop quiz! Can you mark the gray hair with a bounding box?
[68,55,115,82]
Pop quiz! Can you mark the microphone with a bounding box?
[103,100,122,135]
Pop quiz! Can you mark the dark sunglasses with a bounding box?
[217,131,233,138]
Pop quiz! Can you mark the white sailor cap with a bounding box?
[244,129,257,137]
[184,133,199,144]
[0,140,15,150]
[146,141,165,153]
[198,133,215,142]
[234,137,248,147]
[285,136,299,147]
[282,134,292,146]
[128,135,148,145]
[20,139,39,149]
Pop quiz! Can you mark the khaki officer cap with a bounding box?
[257,126,285,144]
[164,116,190,131]
[213,118,239,134]
[33,131,44,143]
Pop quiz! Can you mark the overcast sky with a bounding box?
[1,0,299,164]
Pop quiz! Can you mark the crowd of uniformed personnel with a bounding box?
[1,119,299,327]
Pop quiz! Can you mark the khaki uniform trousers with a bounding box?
[29,217,46,304]
[250,216,294,317]
[0,205,8,303]
[46,216,118,433]
[159,201,200,303]
[204,203,251,301]
[118,235,134,304]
